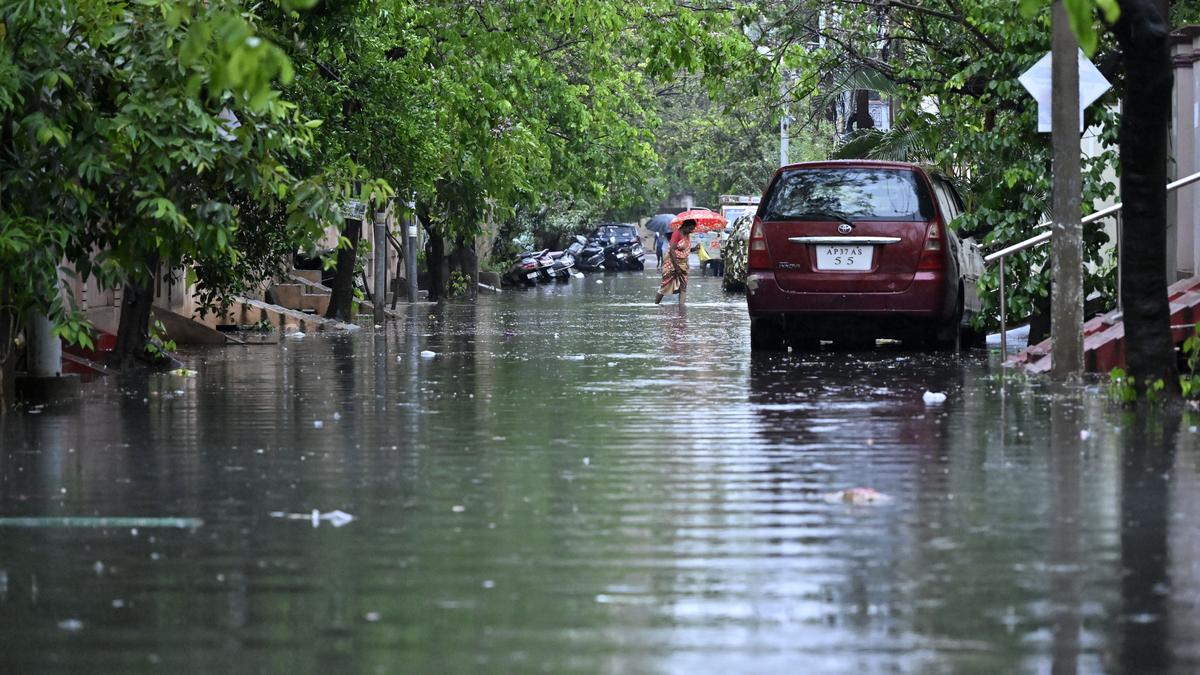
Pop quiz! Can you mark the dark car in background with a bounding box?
[589,222,644,271]
[592,223,639,246]
[745,160,985,351]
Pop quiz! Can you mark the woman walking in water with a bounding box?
[655,220,696,305]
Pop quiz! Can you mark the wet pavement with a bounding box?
[2,270,1199,673]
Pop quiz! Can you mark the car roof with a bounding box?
[777,159,924,172]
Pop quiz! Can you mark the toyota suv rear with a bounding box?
[745,160,983,351]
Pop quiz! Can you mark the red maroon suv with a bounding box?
[745,160,984,351]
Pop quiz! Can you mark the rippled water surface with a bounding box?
[2,272,1200,674]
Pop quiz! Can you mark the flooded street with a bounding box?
[2,271,1199,674]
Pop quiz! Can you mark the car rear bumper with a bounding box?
[745,271,951,318]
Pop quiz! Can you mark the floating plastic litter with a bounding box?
[269,510,355,528]
[824,488,893,505]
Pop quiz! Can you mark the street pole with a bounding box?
[373,207,388,325]
[779,77,790,167]
[405,200,419,303]
[27,312,61,377]
[1050,0,1083,379]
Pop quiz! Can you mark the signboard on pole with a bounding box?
[1018,48,1112,133]
[341,199,368,221]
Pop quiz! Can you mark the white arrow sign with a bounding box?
[1018,48,1112,133]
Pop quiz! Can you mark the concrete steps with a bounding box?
[271,271,331,316]
[203,297,360,334]
[1010,275,1200,373]
[277,270,412,317]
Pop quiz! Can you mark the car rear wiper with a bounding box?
[791,210,857,228]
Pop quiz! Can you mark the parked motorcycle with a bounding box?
[505,249,552,287]
[604,240,645,271]
[547,236,586,281]
[576,237,607,272]
[544,250,575,282]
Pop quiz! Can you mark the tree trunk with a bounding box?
[113,252,160,369]
[0,307,17,409]
[853,89,875,130]
[461,238,478,301]
[426,232,449,302]
[1115,0,1179,395]
[448,238,478,301]
[325,217,361,322]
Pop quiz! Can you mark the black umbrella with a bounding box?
[645,213,675,235]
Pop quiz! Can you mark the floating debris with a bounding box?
[57,619,84,632]
[1080,429,1092,440]
[825,488,894,505]
[287,331,306,339]
[0,517,203,529]
[420,350,437,359]
[922,391,947,404]
[312,420,324,429]
[168,368,197,377]
[269,509,355,528]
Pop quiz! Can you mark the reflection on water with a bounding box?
[1,272,1199,673]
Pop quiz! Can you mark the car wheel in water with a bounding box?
[959,315,986,349]
[930,296,964,352]
[750,317,786,351]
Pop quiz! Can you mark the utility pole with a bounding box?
[779,73,790,167]
[373,206,388,325]
[1050,0,1083,379]
[405,198,419,303]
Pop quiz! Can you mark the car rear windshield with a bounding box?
[761,167,934,221]
[597,225,636,238]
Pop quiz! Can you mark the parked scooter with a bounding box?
[544,250,575,282]
[548,236,585,281]
[505,249,552,287]
[604,240,646,271]
[576,237,607,272]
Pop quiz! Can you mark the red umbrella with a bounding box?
[670,209,727,232]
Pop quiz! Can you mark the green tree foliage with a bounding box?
[0,0,340,368]
[650,80,834,211]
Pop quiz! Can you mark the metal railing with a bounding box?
[985,169,1200,361]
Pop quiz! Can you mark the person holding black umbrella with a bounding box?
[645,213,675,270]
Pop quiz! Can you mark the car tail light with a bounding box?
[748,216,771,269]
[917,222,945,271]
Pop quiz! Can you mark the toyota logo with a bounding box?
[838,223,852,234]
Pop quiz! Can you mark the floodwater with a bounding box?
[1,271,1199,674]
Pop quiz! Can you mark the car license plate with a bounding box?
[816,245,873,270]
[526,272,539,279]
